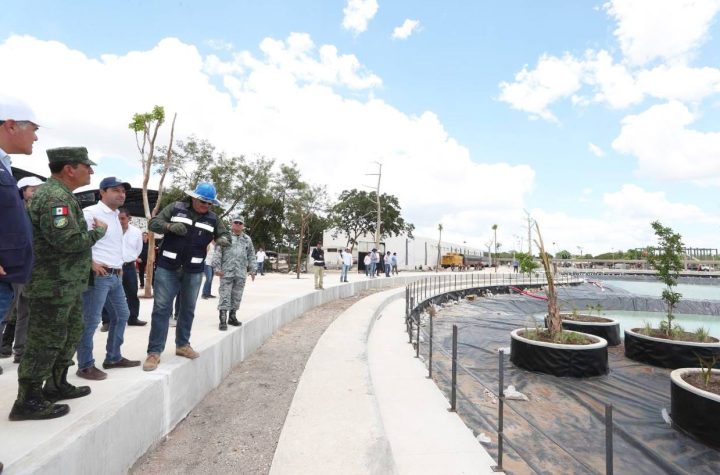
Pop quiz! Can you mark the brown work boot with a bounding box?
[175,345,199,359]
[76,366,107,381]
[143,353,161,372]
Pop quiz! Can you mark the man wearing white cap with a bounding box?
[0,176,44,364]
[0,98,39,377]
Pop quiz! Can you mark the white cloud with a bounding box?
[612,101,720,181]
[498,53,584,122]
[603,0,720,66]
[636,64,720,103]
[584,50,643,109]
[342,0,379,34]
[603,184,716,223]
[0,34,535,251]
[392,19,420,40]
[588,142,604,157]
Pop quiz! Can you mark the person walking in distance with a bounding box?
[384,251,392,277]
[391,252,399,275]
[142,182,230,371]
[311,242,325,290]
[363,254,371,277]
[369,248,379,278]
[340,247,352,283]
[213,215,256,330]
[11,147,107,421]
[255,247,267,276]
[76,177,141,381]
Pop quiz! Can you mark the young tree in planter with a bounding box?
[647,220,684,337]
[534,222,562,335]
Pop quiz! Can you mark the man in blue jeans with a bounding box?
[77,177,141,380]
[143,182,230,371]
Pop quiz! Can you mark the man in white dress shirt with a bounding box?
[118,208,146,326]
[76,177,141,380]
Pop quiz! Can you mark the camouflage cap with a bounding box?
[46,147,96,166]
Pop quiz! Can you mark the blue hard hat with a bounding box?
[186,182,220,205]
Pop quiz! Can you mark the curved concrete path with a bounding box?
[270,288,501,475]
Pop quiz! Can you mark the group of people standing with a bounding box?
[0,101,259,428]
[363,249,398,278]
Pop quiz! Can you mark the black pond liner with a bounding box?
[671,369,720,449]
[561,318,622,346]
[421,283,720,475]
[624,329,720,369]
[510,329,608,377]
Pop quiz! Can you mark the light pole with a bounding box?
[437,223,443,270]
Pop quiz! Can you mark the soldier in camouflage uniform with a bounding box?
[212,215,256,330]
[9,147,108,421]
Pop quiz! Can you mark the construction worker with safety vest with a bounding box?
[142,182,231,371]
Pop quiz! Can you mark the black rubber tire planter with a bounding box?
[510,329,609,378]
[624,329,720,369]
[671,368,720,449]
[560,316,622,347]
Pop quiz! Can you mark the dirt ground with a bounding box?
[130,288,381,475]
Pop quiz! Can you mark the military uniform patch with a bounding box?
[52,206,69,216]
[53,216,68,228]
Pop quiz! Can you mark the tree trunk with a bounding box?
[535,222,561,334]
[142,233,156,298]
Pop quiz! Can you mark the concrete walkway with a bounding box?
[270,289,501,475]
[0,268,503,474]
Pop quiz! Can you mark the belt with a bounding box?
[102,267,122,275]
[123,261,136,266]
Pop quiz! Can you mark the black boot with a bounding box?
[9,384,70,421]
[43,367,91,402]
[0,322,15,358]
[228,310,241,327]
[219,310,228,331]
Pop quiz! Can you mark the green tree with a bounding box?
[327,189,414,251]
[647,221,684,337]
[556,249,572,259]
[516,252,538,273]
[161,137,284,249]
[287,185,328,278]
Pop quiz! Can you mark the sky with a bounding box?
[2,0,720,256]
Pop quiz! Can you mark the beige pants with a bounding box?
[313,266,324,289]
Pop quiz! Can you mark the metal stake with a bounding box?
[496,349,505,472]
[449,324,458,412]
[606,404,614,475]
[427,309,433,378]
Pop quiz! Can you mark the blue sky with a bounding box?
[2,0,720,255]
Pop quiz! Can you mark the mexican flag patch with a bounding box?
[52,206,69,216]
